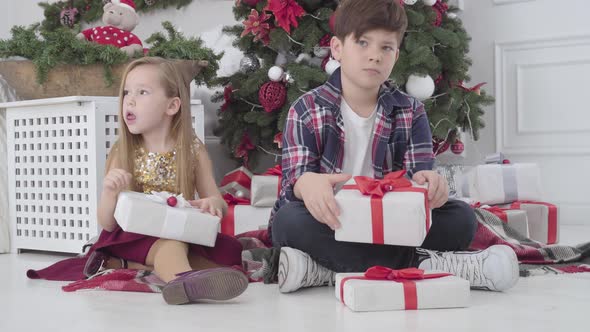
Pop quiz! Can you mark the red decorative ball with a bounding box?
[167,196,178,207]
[432,137,449,155]
[259,81,287,113]
[451,140,464,154]
[502,159,511,164]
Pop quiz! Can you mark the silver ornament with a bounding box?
[313,46,330,58]
[144,0,157,6]
[239,54,261,74]
[284,72,294,84]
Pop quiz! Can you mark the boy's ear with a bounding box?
[166,97,181,116]
[330,36,343,61]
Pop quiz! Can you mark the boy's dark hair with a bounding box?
[334,0,408,43]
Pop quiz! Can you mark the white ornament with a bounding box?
[405,74,435,100]
[325,58,341,75]
[268,66,284,82]
[295,53,312,64]
[447,12,457,19]
[422,0,437,6]
[403,0,418,4]
[313,46,330,58]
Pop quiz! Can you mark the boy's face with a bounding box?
[330,29,400,92]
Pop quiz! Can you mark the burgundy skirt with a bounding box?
[27,226,243,281]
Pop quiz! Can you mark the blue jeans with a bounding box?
[271,199,477,272]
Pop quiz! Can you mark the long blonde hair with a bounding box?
[106,57,197,199]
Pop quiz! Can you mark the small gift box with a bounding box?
[220,194,272,236]
[335,267,470,312]
[250,165,282,207]
[219,166,253,199]
[478,205,529,238]
[460,163,542,205]
[114,191,219,247]
[334,171,431,247]
[502,201,559,244]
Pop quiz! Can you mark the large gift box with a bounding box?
[335,267,470,312]
[219,166,253,199]
[220,195,271,236]
[334,171,431,247]
[478,205,529,238]
[250,165,282,207]
[114,191,219,247]
[502,201,559,244]
[460,163,542,205]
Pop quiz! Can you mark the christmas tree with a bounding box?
[214,0,493,165]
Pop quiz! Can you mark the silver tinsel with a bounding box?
[240,54,261,74]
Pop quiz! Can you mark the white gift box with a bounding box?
[250,175,280,207]
[335,177,431,247]
[220,204,272,236]
[335,270,470,312]
[480,206,530,238]
[502,201,559,244]
[219,166,253,199]
[461,163,542,205]
[114,191,219,247]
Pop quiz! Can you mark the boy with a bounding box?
[269,0,519,293]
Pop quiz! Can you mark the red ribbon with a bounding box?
[510,200,558,244]
[263,164,283,196]
[340,267,452,310]
[342,171,430,244]
[220,167,252,190]
[457,82,487,93]
[221,194,250,236]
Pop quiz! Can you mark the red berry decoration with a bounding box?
[502,159,511,164]
[167,196,178,207]
[259,81,287,113]
[451,139,464,154]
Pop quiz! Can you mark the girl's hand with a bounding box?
[102,168,132,196]
[189,196,227,218]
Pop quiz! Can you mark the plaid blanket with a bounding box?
[62,209,590,293]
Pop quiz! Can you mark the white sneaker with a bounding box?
[418,245,519,291]
[278,247,335,293]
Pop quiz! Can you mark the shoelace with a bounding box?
[424,249,491,288]
[300,256,335,288]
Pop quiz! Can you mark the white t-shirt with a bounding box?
[340,98,377,178]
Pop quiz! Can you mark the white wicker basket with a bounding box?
[1,96,204,254]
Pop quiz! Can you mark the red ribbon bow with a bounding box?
[340,267,452,310]
[351,170,411,197]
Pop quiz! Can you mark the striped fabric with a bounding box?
[269,68,434,231]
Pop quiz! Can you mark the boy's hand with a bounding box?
[412,170,449,209]
[294,172,352,230]
[102,168,132,196]
[190,196,226,218]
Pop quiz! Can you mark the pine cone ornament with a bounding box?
[60,8,78,28]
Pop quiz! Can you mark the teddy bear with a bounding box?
[76,0,143,57]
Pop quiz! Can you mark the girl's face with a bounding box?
[122,65,178,135]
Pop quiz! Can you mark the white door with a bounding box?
[462,0,590,226]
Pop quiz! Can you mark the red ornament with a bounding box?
[432,137,450,156]
[167,196,178,207]
[273,132,283,149]
[329,12,337,33]
[235,133,256,165]
[265,0,306,34]
[432,0,449,27]
[502,159,511,164]
[220,84,234,112]
[319,34,331,47]
[451,140,464,155]
[259,81,287,113]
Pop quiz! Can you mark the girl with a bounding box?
[28,57,248,304]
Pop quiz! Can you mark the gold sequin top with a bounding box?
[134,146,178,194]
[133,138,202,194]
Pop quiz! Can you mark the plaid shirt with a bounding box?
[269,68,434,231]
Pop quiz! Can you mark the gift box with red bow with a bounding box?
[334,171,431,247]
[250,165,282,207]
[114,191,219,247]
[335,266,470,312]
[220,194,271,236]
[219,166,253,199]
[461,163,542,205]
[476,204,530,238]
[500,201,559,244]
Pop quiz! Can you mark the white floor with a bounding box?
[1,226,590,332]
